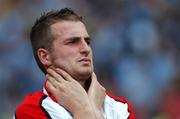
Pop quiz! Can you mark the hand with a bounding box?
[46,68,90,114]
[87,72,106,110]
[46,68,105,119]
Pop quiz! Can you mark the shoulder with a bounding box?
[15,91,50,119]
[104,93,135,119]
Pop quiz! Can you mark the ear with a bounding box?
[37,48,52,68]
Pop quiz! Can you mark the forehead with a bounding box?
[50,21,89,40]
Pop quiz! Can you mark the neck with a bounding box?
[78,78,91,92]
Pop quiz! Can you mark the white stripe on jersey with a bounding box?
[103,96,130,119]
[41,96,73,119]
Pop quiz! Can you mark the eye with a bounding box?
[68,39,76,43]
[66,37,79,44]
[85,37,91,45]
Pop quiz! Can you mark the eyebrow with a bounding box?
[67,36,91,41]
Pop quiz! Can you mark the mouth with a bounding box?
[78,58,91,65]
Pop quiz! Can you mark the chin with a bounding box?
[76,69,92,80]
[80,71,92,78]
[71,65,93,80]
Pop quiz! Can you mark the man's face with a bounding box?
[49,21,93,81]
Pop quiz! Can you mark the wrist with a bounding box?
[72,103,96,119]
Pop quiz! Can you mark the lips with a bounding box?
[78,58,91,63]
[79,58,91,62]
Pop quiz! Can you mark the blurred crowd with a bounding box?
[0,0,180,119]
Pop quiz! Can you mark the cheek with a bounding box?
[52,52,76,68]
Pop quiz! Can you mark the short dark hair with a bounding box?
[30,8,83,74]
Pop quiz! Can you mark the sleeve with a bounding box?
[126,102,136,119]
[114,98,135,119]
[15,104,50,119]
[107,93,136,119]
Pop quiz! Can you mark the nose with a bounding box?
[79,38,91,55]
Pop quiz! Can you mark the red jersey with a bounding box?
[15,88,135,119]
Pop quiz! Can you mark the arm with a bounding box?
[46,68,104,119]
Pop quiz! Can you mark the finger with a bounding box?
[46,74,58,88]
[47,68,59,78]
[90,72,97,86]
[47,68,65,83]
[91,72,97,81]
[46,80,56,92]
[55,68,74,82]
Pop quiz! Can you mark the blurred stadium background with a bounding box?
[0,0,180,119]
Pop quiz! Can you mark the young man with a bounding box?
[15,8,135,119]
